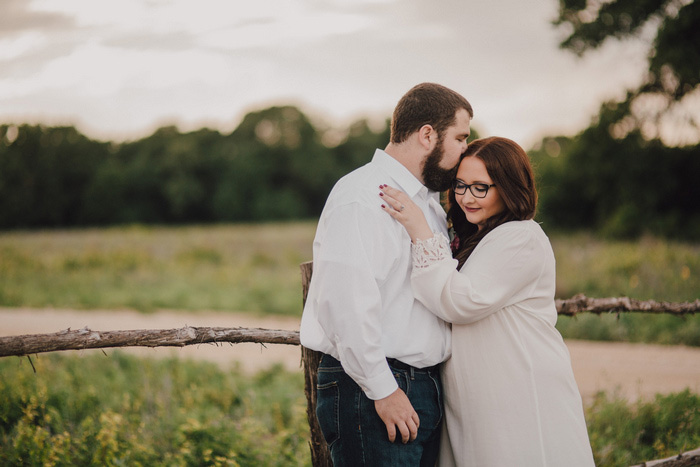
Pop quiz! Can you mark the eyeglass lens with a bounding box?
[453,182,490,198]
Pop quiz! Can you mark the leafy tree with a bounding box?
[214,105,383,222]
[154,127,228,222]
[536,0,700,238]
[0,106,479,228]
[84,126,229,224]
[530,99,700,238]
[214,106,330,221]
[0,125,109,228]
[330,119,390,174]
[554,0,700,145]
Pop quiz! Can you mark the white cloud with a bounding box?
[0,0,661,148]
[0,31,45,61]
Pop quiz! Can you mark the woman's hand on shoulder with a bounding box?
[379,185,434,242]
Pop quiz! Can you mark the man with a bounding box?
[300,83,473,466]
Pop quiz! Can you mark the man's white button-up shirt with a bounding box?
[300,149,451,400]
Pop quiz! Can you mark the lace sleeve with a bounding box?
[411,232,452,269]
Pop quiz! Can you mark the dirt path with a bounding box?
[2,308,699,402]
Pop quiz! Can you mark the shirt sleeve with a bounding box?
[311,202,399,400]
[411,223,544,325]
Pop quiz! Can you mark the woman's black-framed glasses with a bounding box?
[452,181,496,198]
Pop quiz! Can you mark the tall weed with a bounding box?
[1,354,699,466]
[586,390,700,466]
[0,353,309,466]
[552,232,700,346]
[0,223,315,315]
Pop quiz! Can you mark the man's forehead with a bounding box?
[449,109,471,132]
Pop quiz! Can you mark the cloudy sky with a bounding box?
[1,0,651,149]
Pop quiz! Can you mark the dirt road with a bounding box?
[2,308,699,402]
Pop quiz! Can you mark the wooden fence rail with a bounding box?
[0,326,300,358]
[2,297,698,359]
[0,261,698,466]
[556,294,700,316]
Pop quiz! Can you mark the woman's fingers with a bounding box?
[379,185,408,213]
[379,184,434,242]
[379,185,402,212]
[380,184,406,201]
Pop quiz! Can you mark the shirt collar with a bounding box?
[372,148,436,201]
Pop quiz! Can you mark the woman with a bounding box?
[379,136,594,466]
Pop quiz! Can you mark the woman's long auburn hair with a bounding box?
[447,137,538,269]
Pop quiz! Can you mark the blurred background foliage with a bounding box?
[1,99,698,239]
[0,108,390,229]
[540,0,700,239]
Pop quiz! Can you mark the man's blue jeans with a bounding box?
[316,354,443,466]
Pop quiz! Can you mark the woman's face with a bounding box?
[454,156,506,229]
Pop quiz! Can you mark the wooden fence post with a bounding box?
[300,261,332,467]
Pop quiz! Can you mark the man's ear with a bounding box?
[418,124,437,151]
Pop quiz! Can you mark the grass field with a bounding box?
[0,222,315,316]
[0,353,309,466]
[1,353,698,467]
[1,224,699,466]
[0,222,698,344]
[550,232,700,346]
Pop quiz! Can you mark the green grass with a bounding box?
[0,353,309,466]
[585,390,700,466]
[1,353,698,467]
[550,232,700,346]
[552,232,699,302]
[1,223,698,344]
[1,225,698,465]
[0,222,315,315]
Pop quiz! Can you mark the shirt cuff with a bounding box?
[361,367,399,400]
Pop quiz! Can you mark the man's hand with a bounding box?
[374,388,420,443]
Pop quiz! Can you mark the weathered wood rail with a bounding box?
[0,326,300,358]
[3,294,698,358]
[631,447,700,467]
[556,294,700,316]
[0,261,698,466]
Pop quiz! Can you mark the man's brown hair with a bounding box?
[390,83,473,144]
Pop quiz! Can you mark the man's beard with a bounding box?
[422,140,459,192]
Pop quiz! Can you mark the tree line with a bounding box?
[0,107,388,228]
[529,98,700,239]
[1,104,698,239]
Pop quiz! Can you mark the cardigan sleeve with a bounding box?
[411,231,453,268]
[411,222,546,325]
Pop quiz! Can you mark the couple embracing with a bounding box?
[300,83,595,467]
